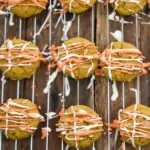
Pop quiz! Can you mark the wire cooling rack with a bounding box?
[0,1,150,150]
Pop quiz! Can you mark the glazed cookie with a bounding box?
[117,104,150,146]
[5,0,48,18]
[56,105,103,148]
[0,98,44,140]
[59,0,96,13]
[49,37,100,79]
[111,0,147,16]
[101,42,150,82]
[0,39,43,80]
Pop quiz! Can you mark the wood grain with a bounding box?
[0,1,149,150]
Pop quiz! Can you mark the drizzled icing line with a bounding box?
[44,41,100,94]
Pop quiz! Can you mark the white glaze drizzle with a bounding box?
[110,30,123,41]
[130,88,139,104]
[108,11,133,24]
[21,42,29,51]
[87,61,94,75]
[46,112,59,120]
[33,0,57,41]
[61,13,75,41]
[69,0,74,12]
[1,58,12,87]
[7,100,29,109]
[42,127,51,133]
[64,76,70,96]
[111,81,119,101]
[0,10,10,15]
[59,53,97,61]
[5,101,9,138]
[65,145,70,150]
[62,43,76,79]
[87,74,95,89]
[43,69,59,94]
[61,19,72,41]
[107,43,113,80]
[9,12,14,26]
[103,66,141,71]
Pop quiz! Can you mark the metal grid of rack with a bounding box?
[0,1,149,150]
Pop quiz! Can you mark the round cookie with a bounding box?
[59,0,96,13]
[0,39,43,80]
[118,104,150,146]
[0,98,44,140]
[50,37,100,79]
[56,105,103,148]
[6,0,47,18]
[111,0,147,16]
[101,42,148,82]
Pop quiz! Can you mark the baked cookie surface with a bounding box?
[0,39,42,80]
[56,105,103,148]
[59,0,96,13]
[119,104,150,146]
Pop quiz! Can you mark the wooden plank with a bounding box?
[95,3,109,150]
[96,2,150,150]
[0,2,149,150]
[22,11,51,150]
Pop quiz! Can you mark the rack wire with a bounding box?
[135,14,142,150]
[106,4,111,150]
[76,14,80,150]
